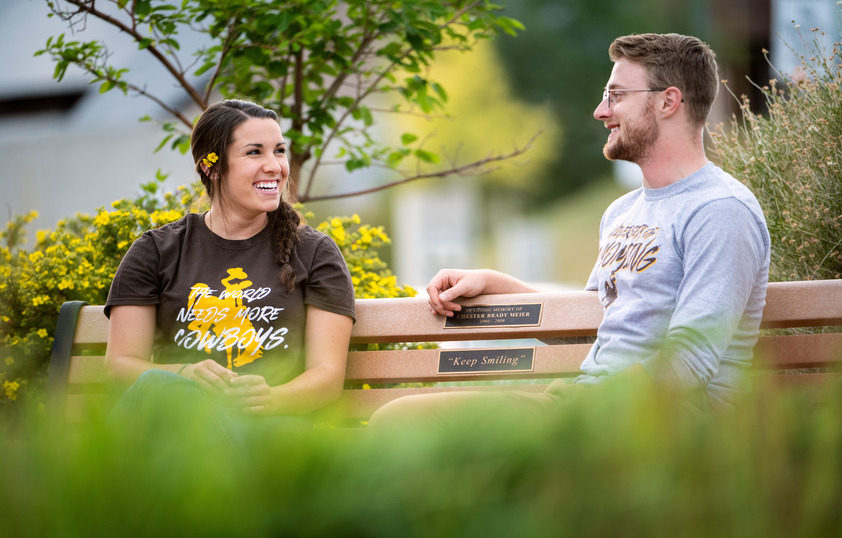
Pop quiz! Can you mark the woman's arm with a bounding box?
[105,305,163,387]
[227,305,354,416]
[105,305,234,393]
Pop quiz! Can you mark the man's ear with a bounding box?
[660,87,684,117]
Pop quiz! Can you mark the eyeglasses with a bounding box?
[602,88,667,109]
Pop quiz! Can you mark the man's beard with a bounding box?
[603,105,658,164]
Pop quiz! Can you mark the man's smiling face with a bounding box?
[594,58,660,165]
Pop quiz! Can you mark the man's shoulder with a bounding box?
[695,165,765,216]
[695,164,755,197]
[605,187,644,210]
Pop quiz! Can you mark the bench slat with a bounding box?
[345,345,590,384]
[759,280,842,329]
[755,333,842,370]
[350,291,603,344]
[71,306,109,347]
[754,372,842,389]
[68,355,107,386]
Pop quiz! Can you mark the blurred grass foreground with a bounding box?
[2,376,841,537]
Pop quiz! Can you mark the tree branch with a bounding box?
[203,18,241,104]
[57,0,207,125]
[300,131,543,203]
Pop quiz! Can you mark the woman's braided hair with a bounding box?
[191,99,301,291]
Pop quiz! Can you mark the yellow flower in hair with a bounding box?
[202,152,219,168]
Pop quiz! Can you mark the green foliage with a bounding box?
[3,378,842,536]
[38,0,527,201]
[0,182,412,408]
[710,28,842,281]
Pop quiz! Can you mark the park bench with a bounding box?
[48,279,842,424]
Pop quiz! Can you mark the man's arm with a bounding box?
[427,269,539,316]
[640,198,769,396]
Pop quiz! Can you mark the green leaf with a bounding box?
[431,83,447,102]
[35,0,525,203]
[499,16,526,34]
[414,148,439,164]
[345,158,366,172]
[194,61,217,77]
[386,151,405,168]
[140,181,158,194]
[135,0,151,16]
[155,134,174,153]
[243,46,266,65]
[352,106,374,127]
[267,61,288,78]
[173,135,191,154]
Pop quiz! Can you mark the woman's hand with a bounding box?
[180,359,238,397]
[225,307,352,417]
[224,375,275,415]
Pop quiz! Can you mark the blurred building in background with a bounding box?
[0,0,202,233]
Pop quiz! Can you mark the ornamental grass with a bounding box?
[710,26,842,282]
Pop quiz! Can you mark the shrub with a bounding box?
[315,214,415,300]
[710,27,842,282]
[0,181,413,409]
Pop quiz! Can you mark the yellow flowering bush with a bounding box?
[314,213,435,384]
[316,214,416,300]
[1,181,413,408]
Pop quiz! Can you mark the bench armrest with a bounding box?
[47,301,88,404]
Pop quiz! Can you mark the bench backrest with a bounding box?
[48,280,842,423]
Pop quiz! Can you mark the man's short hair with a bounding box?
[609,33,719,128]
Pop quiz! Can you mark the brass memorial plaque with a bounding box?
[444,303,543,329]
[437,348,535,375]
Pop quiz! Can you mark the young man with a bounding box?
[370,33,770,428]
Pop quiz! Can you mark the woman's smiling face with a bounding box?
[217,117,289,221]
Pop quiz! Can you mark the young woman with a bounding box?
[104,100,355,426]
